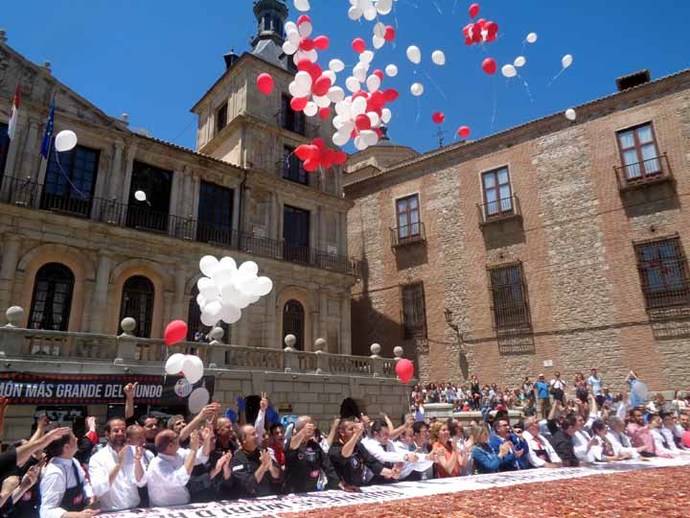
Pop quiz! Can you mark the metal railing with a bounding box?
[0,175,357,275]
[390,222,426,248]
[614,154,672,189]
[477,195,522,225]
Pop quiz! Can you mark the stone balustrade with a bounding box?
[0,306,404,378]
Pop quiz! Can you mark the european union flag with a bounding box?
[40,97,56,159]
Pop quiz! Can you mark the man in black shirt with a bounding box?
[329,419,396,487]
[230,424,281,497]
[285,416,356,494]
[548,413,579,467]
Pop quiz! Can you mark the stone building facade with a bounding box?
[345,69,690,391]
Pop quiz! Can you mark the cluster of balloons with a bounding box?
[347,0,396,21]
[462,9,499,47]
[165,353,210,412]
[295,138,347,172]
[197,256,274,327]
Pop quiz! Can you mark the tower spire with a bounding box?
[252,0,288,48]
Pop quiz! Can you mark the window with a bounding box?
[0,122,9,179]
[401,282,427,339]
[283,205,310,264]
[127,161,172,233]
[282,146,308,185]
[283,300,305,350]
[635,237,690,309]
[197,181,233,245]
[281,94,305,135]
[215,102,228,135]
[617,123,661,181]
[41,144,100,217]
[396,194,420,240]
[119,276,154,338]
[28,263,74,331]
[482,167,513,217]
[489,263,531,329]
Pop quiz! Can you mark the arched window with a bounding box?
[119,276,154,338]
[282,300,305,350]
[28,263,75,331]
[186,286,231,343]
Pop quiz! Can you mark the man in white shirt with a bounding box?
[361,419,430,480]
[88,418,147,512]
[522,417,562,468]
[549,372,567,404]
[40,432,96,518]
[587,368,604,406]
[606,416,640,459]
[145,427,211,507]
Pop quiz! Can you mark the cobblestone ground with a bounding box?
[284,466,690,518]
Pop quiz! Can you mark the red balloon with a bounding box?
[300,38,315,51]
[318,107,331,120]
[469,3,480,18]
[395,358,415,384]
[297,59,312,71]
[383,88,399,103]
[481,57,497,75]
[384,26,396,42]
[312,75,332,97]
[373,69,385,81]
[355,114,372,131]
[303,158,320,172]
[351,37,366,54]
[164,320,188,346]
[457,125,471,139]
[313,35,330,50]
[256,73,274,96]
[332,151,347,165]
[432,112,445,124]
[295,144,312,161]
[290,96,308,112]
[308,63,323,82]
[296,15,311,26]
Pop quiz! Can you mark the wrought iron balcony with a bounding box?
[478,195,522,226]
[0,175,357,275]
[614,153,673,191]
[390,222,426,248]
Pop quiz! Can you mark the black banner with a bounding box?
[0,372,214,406]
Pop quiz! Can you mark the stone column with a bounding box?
[265,287,278,348]
[120,144,137,204]
[340,294,352,355]
[318,290,328,344]
[338,211,347,256]
[108,141,125,200]
[22,119,41,183]
[171,267,187,320]
[191,171,201,219]
[0,235,21,311]
[88,253,111,333]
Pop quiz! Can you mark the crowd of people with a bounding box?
[0,371,689,517]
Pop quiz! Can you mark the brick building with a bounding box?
[345,69,690,391]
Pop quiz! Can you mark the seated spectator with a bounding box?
[546,404,579,467]
[40,431,96,518]
[648,414,678,458]
[429,421,464,477]
[510,421,531,470]
[523,416,561,468]
[662,413,688,451]
[470,424,513,474]
[605,416,641,459]
[488,419,521,471]
[627,407,655,457]
[230,425,281,498]
[589,420,631,462]
[679,412,690,448]
[146,428,212,507]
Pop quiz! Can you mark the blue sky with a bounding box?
[3,0,689,153]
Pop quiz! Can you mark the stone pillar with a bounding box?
[108,142,125,199]
[273,192,282,240]
[318,290,328,344]
[0,235,21,311]
[340,294,351,355]
[190,172,201,220]
[171,267,187,320]
[89,253,112,333]
[338,211,347,256]
[22,119,41,183]
[265,286,278,348]
[120,144,137,204]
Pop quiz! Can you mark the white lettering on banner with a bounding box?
[106,456,690,518]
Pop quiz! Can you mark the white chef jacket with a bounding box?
[145,447,208,507]
[39,457,94,518]
[361,436,409,464]
[522,430,562,467]
[88,444,152,511]
[606,431,639,459]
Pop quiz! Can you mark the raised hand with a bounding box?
[260,392,269,412]
[20,465,40,490]
[134,446,144,462]
[189,430,201,451]
[86,416,97,433]
[117,444,129,465]
[36,414,50,432]
[260,449,272,469]
[123,382,138,399]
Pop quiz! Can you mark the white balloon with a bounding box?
[354,136,368,151]
[363,4,377,20]
[182,355,204,384]
[351,96,367,116]
[561,54,573,69]
[406,45,421,65]
[218,256,237,273]
[199,283,218,302]
[220,303,242,324]
[298,20,313,38]
[296,49,318,63]
[376,0,393,15]
[282,40,298,56]
[565,108,577,121]
[195,293,206,308]
[54,130,78,153]
[410,82,424,96]
[381,108,392,124]
[174,378,193,398]
[345,76,361,93]
[327,86,345,103]
[501,64,517,78]
[199,256,219,277]
[285,21,298,34]
[366,74,381,92]
[253,276,274,297]
[348,6,363,20]
[304,102,318,117]
[200,311,218,327]
[367,111,380,128]
[294,71,313,95]
[333,131,350,147]
[294,0,310,12]
[314,95,331,108]
[205,300,222,318]
[431,50,446,66]
[329,59,345,73]
[372,35,385,50]
[514,56,526,68]
[373,22,386,38]
[188,387,210,414]
[165,353,186,375]
[353,64,368,83]
[385,64,398,77]
[361,129,379,146]
[238,260,259,277]
[134,190,147,202]
[526,32,538,44]
[359,50,374,65]
[322,70,337,84]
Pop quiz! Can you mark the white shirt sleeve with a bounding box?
[254,410,266,447]
[362,438,408,464]
[178,447,209,466]
[39,466,67,518]
[88,450,111,498]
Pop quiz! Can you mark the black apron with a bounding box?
[59,461,87,513]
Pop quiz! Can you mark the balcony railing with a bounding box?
[390,222,426,248]
[0,175,357,275]
[478,195,522,226]
[614,154,673,191]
